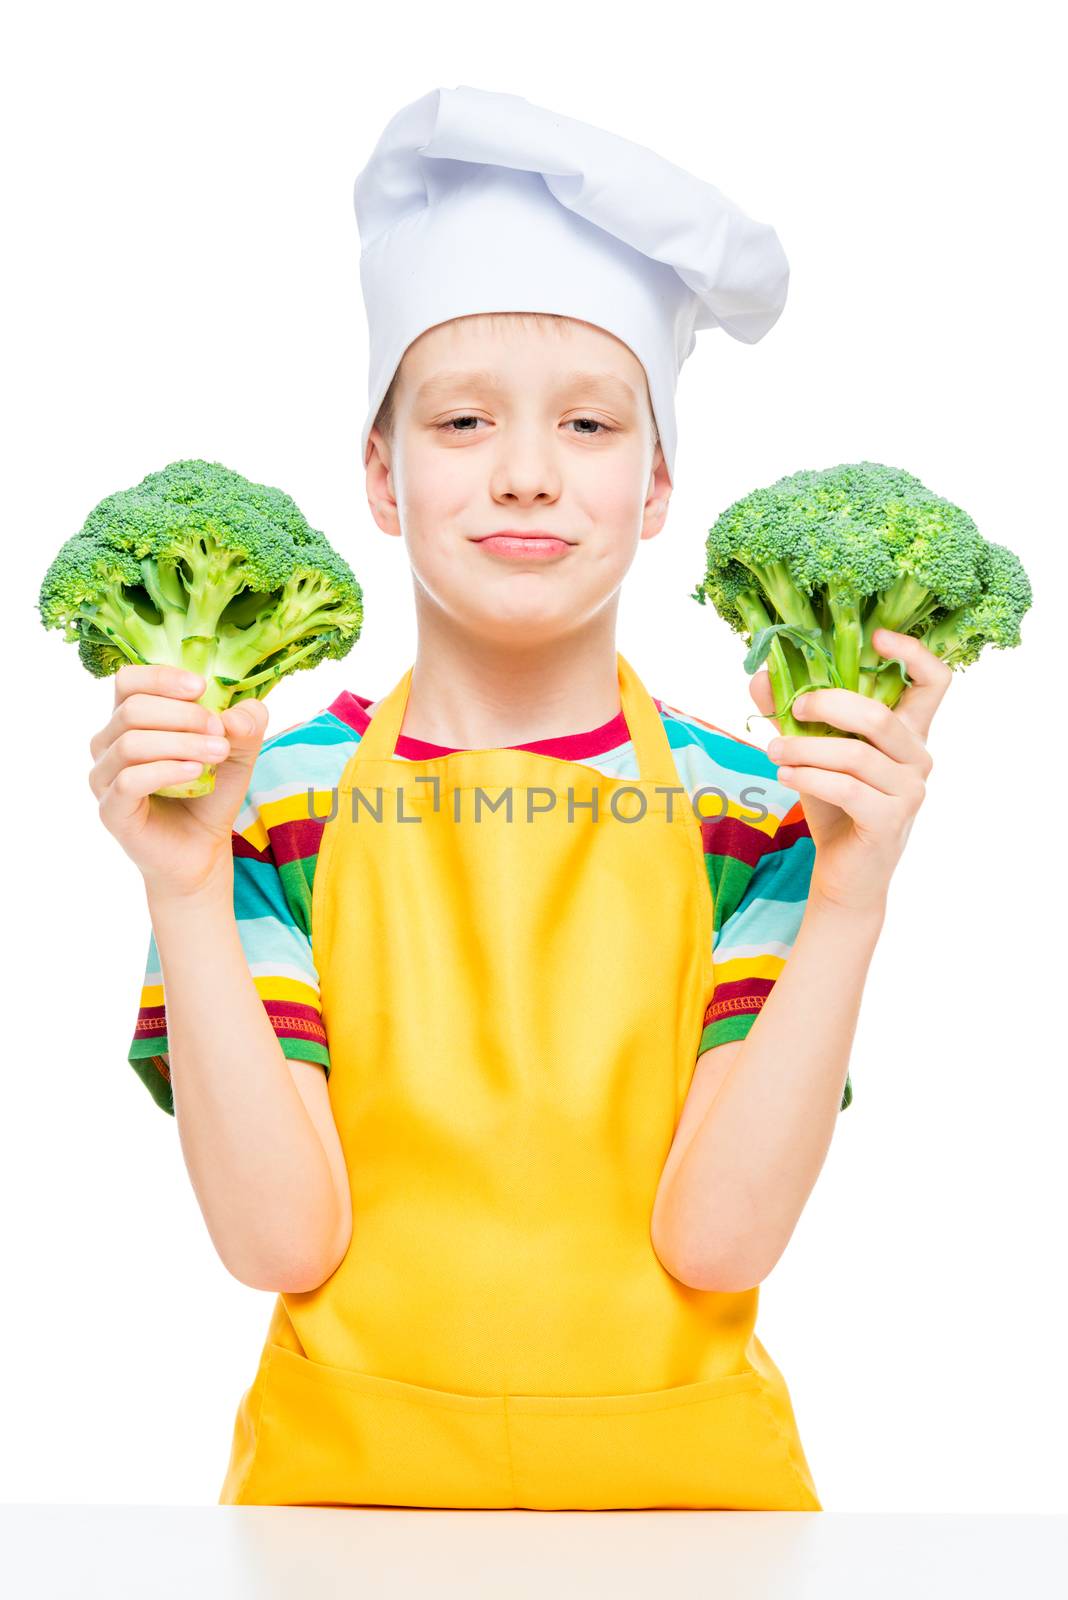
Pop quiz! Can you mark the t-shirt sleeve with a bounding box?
[698,799,853,1113]
[127,785,330,1117]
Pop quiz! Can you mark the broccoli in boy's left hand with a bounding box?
[693,460,1033,913]
[692,460,1031,741]
[751,628,951,914]
[39,458,364,799]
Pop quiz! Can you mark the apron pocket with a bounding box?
[235,1342,516,1508]
[506,1369,822,1511]
[226,1345,821,1511]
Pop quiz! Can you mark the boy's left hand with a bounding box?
[751,628,953,914]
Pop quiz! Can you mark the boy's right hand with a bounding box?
[90,665,270,902]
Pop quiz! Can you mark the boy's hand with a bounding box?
[89,665,270,902]
[749,629,953,914]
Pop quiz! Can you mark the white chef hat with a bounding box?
[353,85,790,485]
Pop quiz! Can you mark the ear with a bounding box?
[365,428,402,539]
[640,440,672,543]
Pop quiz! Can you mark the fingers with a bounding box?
[747,630,951,762]
[766,764,908,834]
[90,669,234,806]
[787,687,934,776]
[90,723,232,801]
[869,629,953,742]
[768,732,926,801]
[97,757,212,830]
[93,665,222,764]
[748,670,783,737]
[90,670,270,839]
[91,680,226,766]
[112,662,212,712]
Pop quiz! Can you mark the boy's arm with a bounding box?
[146,875,352,1292]
[652,629,947,1292]
[651,890,883,1292]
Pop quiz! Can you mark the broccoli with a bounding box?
[691,461,1031,739]
[39,458,364,798]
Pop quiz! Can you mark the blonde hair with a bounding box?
[371,311,658,449]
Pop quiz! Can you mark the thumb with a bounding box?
[203,699,269,811]
[219,699,269,767]
[175,698,270,833]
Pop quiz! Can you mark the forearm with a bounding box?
[146,873,343,1290]
[660,890,886,1290]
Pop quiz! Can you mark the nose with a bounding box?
[489,425,562,505]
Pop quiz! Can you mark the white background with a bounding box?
[3,0,1064,1513]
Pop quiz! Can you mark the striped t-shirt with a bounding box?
[128,687,852,1116]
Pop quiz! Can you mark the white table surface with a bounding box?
[4,1507,1066,1598]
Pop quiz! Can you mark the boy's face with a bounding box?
[365,314,672,647]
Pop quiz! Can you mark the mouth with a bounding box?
[471,532,576,561]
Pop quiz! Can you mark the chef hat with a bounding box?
[353,85,790,484]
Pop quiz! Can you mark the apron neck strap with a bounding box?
[353,651,679,788]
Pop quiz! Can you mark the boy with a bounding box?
[99,87,948,1511]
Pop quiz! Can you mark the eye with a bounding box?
[436,415,487,433]
[565,417,615,436]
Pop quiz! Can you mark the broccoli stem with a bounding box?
[154,765,218,801]
[750,567,840,701]
[215,590,348,682]
[826,586,863,691]
[858,571,939,688]
[106,536,250,698]
[171,537,252,641]
[743,560,822,635]
[868,570,932,632]
[734,591,810,737]
[217,628,341,698]
[920,607,974,666]
[139,555,186,614]
[868,668,909,709]
[77,593,160,665]
[136,553,219,668]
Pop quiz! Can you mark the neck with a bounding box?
[384,601,625,748]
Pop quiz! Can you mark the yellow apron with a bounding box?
[218,651,822,1511]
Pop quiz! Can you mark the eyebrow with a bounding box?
[414,368,639,408]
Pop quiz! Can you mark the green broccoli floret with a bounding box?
[39,458,364,798]
[920,540,1032,667]
[691,461,1031,739]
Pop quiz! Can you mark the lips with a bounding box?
[474,534,573,560]
[473,532,574,543]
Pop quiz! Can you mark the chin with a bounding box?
[456,601,578,645]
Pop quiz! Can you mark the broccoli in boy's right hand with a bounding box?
[38,458,364,797]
